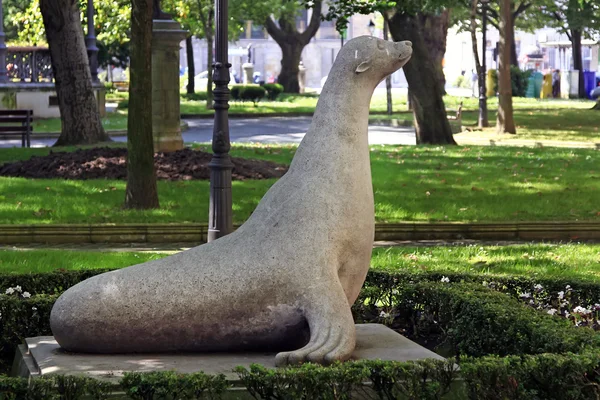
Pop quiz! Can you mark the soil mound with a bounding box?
[0,147,288,181]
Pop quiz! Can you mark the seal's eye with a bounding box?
[377,40,385,50]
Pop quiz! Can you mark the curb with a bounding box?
[1,221,598,245]
[180,110,413,119]
[8,122,190,141]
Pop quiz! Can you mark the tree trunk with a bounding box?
[186,35,195,94]
[420,10,449,95]
[388,12,456,145]
[40,0,110,146]
[206,31,214,110]
[278,43,303,93]
[497,0,516,134]
[571,29,585,99]
[265,1,322,93]
[124,0,159,209]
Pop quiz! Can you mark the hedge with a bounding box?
[230,85,266,105]
[485,67,534,97]
[2,269,600,398]
[262,83,284,100]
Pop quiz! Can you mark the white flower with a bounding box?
[529,300,535,305]
[22,292,31,299]
[573,306,591,315]
[566,285,572,290]
[534,284,543,291]
[31,307,37,311]
[558,291,565,300]
[379,311,390,318]
[14,286,22,293]
[5,288,14,295]
[482,281,489,287]
[441,276,450,283]
[564,312,570,318]
[519,292,531,299]
[547,308,558,315]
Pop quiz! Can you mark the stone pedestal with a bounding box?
[12,325,445,386]
[242,62,254,85]
[152,20,187,152]
[298,62,307,93]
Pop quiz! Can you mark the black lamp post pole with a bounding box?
[208,0,233,242]
[85,0,99,82]
[478,1,489,127]
[0,0,7,83]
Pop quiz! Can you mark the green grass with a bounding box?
[31,112,128,134]
[0,250,165,274]
[371,243,600,283]
[0,144,598,224]
[2,243,598,283]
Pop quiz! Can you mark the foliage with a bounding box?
[230,85,267,105]
[181,92,209,102]
[262,84,284,101]
[538,0,600,39]
[8,0,131,68]
[0,375,112,399]
[121,371,228,399]
[453,75,472,89]
[486,67,533,97]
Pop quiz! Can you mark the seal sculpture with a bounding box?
[50,36,412,365]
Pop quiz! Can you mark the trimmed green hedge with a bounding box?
[2,269,600,398]
[230,85,266,105]
[262,83,284,101]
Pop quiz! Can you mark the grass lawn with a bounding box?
[0,250,165,274]
[371,243,600,283]
[2,243,598,282]
[0,144,598,224]
[32,112,128,134]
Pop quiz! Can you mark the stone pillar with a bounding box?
[298,61,307,94]
[152,19,187,152]
[242,62,254,84]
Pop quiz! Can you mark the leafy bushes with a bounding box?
[262,83,284,100]
[485,67,534,97]
[3,269,600,398]
[230,85,267,105]
[453,75,472,89]
[181,92,208,102]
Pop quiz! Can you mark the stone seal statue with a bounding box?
[50,36,412,365]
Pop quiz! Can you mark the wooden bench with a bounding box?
[447,101,463,134]
[112,81,129,92]
[0,110,33,148]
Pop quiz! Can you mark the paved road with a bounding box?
[0,116,417,148]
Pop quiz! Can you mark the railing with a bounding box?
[6,47,53,83]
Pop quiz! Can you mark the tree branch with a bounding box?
[513,1,532,18]
[300,0,323,44]
[265,16,286,44]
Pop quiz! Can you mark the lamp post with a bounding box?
[85,0,99,82]
[478,0,489,127]
[208,0,233,242]
[0,0,7,83]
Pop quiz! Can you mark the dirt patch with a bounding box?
[0,147,288,181]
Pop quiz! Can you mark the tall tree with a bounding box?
[421,9,450,94]
[496,0,516,134]
[125,0,159,209]
[327,0,457,145]
[39,0,110,146]
[539,0,600,99]
[264,0,322,93]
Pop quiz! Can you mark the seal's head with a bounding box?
[336,36,412,86]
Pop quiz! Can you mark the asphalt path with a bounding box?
[0,116,417,148]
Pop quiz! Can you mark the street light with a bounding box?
[208,0,234,242]
[368,20,376,36]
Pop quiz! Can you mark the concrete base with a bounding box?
[12,324,444,383]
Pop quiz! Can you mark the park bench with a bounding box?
[113,81,129,92]
[447,101,463,134]
[0,110,33,148]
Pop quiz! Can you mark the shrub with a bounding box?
[0,375,112,399]
[485,68,534,98]
[181,92,208,102]
[230,85,266,105]
[262,83,284,100]
[121,371,228,400]
[117,99,129,110]
[453,75,472,89]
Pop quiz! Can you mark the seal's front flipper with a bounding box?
[275,280,356,366]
